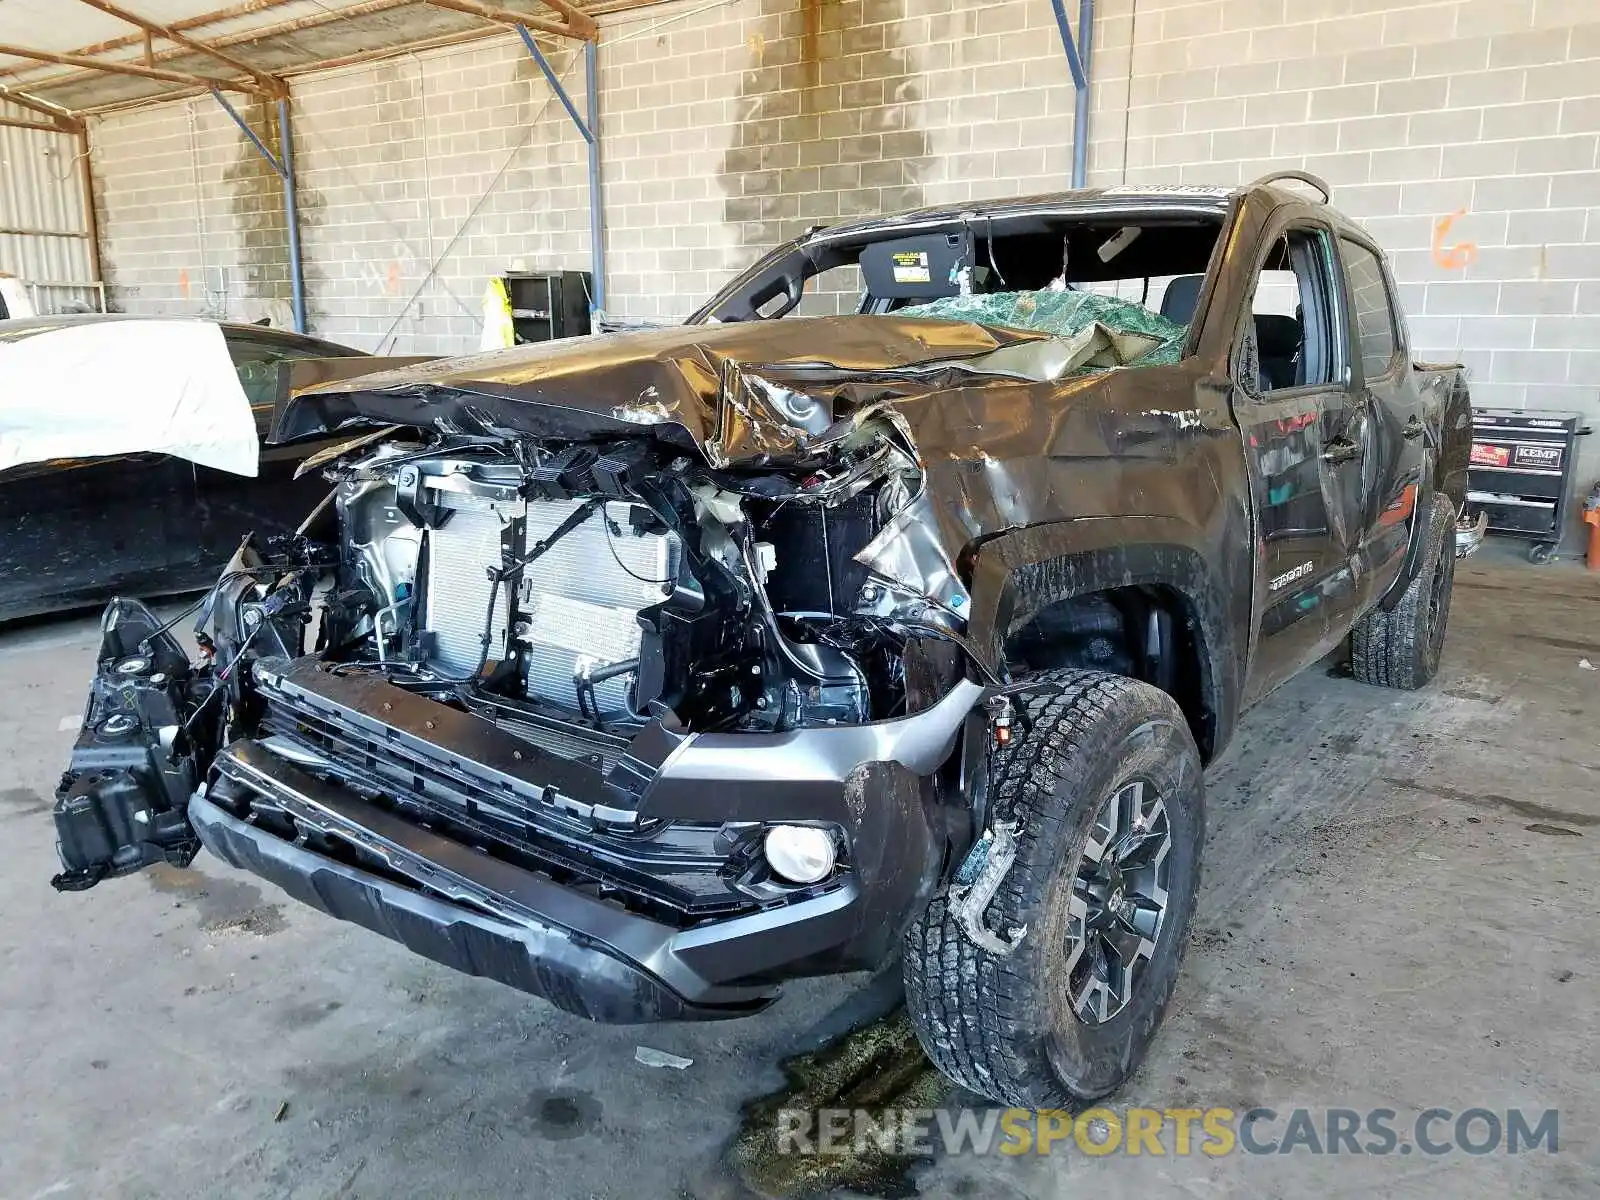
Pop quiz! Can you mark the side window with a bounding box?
[1338,239,1399,382]
[1242,226,1341,394]
[227,337,306,409]
[793,263,864,317]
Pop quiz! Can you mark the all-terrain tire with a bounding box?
[1349,495,1456,690]
[903,670,1204,1108]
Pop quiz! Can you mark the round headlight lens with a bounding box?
[763,825,836,885]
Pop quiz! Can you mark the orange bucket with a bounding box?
[1586,484,1600,571]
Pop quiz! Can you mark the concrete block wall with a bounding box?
[90,45,594,353]
[87,0,1096,335]
[89,97,299,327]
[1095,0,1600,428]
[289,44,594,353]
[596,0,1090,317]
[88,0,1600,517]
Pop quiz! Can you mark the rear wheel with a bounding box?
[1349,495,1455,690]
[903,670,1204,1108]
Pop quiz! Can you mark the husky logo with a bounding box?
[1269,561,1315,592]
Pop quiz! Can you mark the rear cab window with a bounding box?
[1337,239,1401,383]
[1237,222,1346,395]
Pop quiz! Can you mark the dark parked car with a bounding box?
[0,315,365,621]
[48,174,1470,1108]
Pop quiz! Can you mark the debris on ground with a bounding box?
[634,1046,693,1070]
[726,1007,948,1200]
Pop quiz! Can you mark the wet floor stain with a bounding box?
[1323,732,1365,755]
[276,999,345,1031]
[1511,632,1600,654]
[1384,778,1600,827]
[725,1007,948,1200]
[146,863,288,935]
[523,1089,602,1140]
[0,786,49,821]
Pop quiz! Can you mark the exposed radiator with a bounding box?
[421,491,676,714]
[518,498,676,716]
[424,492,512,677]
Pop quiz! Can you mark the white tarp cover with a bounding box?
[0,319,260,476]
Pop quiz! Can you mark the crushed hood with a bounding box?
[278,311,1202,624]
[274,315,1079,466]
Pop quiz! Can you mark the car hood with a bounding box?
[272,314,1149,468]
[275,310,1214,642]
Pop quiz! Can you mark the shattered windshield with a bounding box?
[695,207,1222,377]
[896,288,1188,371]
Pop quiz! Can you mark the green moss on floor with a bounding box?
[726,1008,949,1199]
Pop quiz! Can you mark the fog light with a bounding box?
[763,825,836,885]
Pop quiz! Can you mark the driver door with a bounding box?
[1236,220,1369,702]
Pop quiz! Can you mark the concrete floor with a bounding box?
[2,549,1596,1199]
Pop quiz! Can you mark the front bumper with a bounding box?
[197,659,983,1021]
[193,754,782,1021]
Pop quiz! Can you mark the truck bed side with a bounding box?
[1414,361,1473,510]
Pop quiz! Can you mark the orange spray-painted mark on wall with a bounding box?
[1432,209,1478,270]
[178,268,190,299]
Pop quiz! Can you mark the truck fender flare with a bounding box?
[964,517,1242,758]
[1379,470,1438,612]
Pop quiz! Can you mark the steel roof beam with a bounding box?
[0,115,72,132]
[0,0,415,92]
[73,0,288,98]
[421,0,597,42]
[0,82,84,130]
[0,40,265,96]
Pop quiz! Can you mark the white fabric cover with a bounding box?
[0,319,260,476]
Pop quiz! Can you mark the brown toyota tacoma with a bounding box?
[49,173,1470,1107]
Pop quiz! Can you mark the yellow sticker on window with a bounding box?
[891,251,931,285]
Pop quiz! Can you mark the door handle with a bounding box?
[1402,416,1425,440]
[1322,439,1360,465]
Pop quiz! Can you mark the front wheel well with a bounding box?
[1003,585,1216,760]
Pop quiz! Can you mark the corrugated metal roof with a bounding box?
[0,0,606,113]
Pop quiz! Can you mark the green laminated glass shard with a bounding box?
[898,289,1188,370]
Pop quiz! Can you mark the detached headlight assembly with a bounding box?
[762,824,837,885]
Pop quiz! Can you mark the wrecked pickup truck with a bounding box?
[49,173,1471,1108]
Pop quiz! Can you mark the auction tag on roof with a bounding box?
[891,251,931,284]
